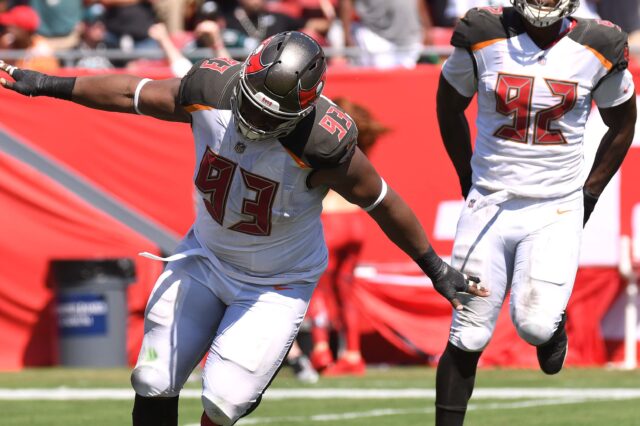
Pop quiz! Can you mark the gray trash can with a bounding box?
[50,258,135,367]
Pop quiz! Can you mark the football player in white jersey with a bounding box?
[0,32,487,426]
[436,1,636,425]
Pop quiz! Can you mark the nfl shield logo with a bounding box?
[235,142,246,153]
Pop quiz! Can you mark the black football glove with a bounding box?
[583,189,599,226]
[431,260,484,311]
[415,247,487,311]
[432,262,476,298]
[0,60,75,99]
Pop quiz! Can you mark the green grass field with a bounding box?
[1,366,639,425]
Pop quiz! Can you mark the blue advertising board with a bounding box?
[57,294,108,337]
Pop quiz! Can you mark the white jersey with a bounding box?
[442,7,634,198]
[177,59,357,284]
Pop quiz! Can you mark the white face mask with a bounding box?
[511,0,579,28]
[236,119,264,141]
[231,93,300,141]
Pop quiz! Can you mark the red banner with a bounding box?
[0,64,637,369]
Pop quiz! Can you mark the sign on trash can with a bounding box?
[50,259,135,367]
[57,294,109,337]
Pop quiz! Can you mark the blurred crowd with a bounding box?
[1,0,639,73]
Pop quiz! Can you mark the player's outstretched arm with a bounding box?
[309,148,489,311]
[437,73,474,199]
[0,61,190,123]
[584,95,637,225]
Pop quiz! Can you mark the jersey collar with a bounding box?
[541,18,577,50]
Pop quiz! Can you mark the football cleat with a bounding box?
[536,312,568,375]
[289,355,319,384]
[321,356,366,377]
[310,346,333,371]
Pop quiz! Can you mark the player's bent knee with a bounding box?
[516,319,555,346]
[454,327,492,352]
[131,365,176,398]
[201,393,242,426]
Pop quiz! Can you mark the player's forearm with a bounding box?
[72,75,145,113]
[339,0,354,42]
[437,75,474,194]
[586,96,637,196]
[418,0,433,37]
[158,36,186,65]
[584,126,635,195]
[367,188,431,259]
[437,107,473,191]
[0,65,143,114]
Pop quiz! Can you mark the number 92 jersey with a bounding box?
[177,58,357,285]
[442,7,634,198]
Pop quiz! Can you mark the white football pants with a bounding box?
[131,251,315,425]
[449,186,583,352]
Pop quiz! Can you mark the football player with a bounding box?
[0,31,487,426]
[436,1,636,425]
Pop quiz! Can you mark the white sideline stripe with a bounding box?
[203,396,615,425]
[1,387,640,401]
[234,407,433,425]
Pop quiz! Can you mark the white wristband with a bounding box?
[133,78,152,115]
[363,178,388,212]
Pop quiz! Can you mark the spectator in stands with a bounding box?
[185,0,220,31]
[100,0,158,52]
[309,97,389,376]
[74,3,113,69]
[338,0,433,69]
[193,18,231,58]
[428,0,456,27]
[175,1,254,61]
[30,0,83,50]
[444,0,510,23]
[152,0,189,34]
[0,5,58,72]
[223,0,303,51]
[285,339,319,383]
[148,20,230,78]
[298,0,338,47]
[1,0,29,13]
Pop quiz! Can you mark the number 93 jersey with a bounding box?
[442,6,634,198]
[177,58,357,285]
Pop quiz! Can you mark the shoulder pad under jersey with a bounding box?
[178,58,242,110]
[568,19,629,72]
[452,7,524,50]
[279,97,358,169]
